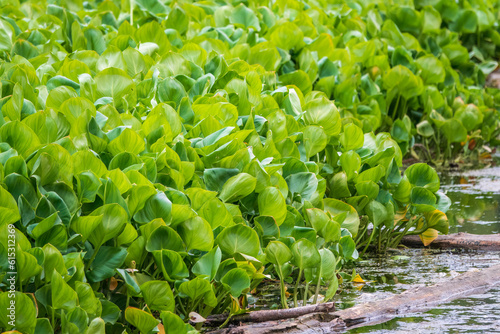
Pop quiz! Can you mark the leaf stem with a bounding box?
[277,265,288,309]
[293,268,303,308]
[313,271,322,304]
[85,244,101,272]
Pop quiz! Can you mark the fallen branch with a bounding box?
[205,302,335,326]
[208,263,500,333]
[401,232,500,251]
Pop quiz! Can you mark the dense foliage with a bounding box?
[0,0,498,333]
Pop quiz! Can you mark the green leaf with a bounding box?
[404,163,440,193]
[416,120,434,138]
[455,104,483,132]
[340,235,358,260]
[177,216,214,252]
[219,173,257,203]
[303,125,327,158]
[416,55,445,84]
[319,248,336,280]
[215,224,260,257]
[285,172,318,201]
[365,200,388,227]
[303,97,341,136]
[0,121,41,158]
[270,22,303,50]
[85,318,106,334]
[258,187,287,226]
[146,225,184,252]
[87,246,127,282]
[0,292,37,333]
[441,118,467,143]
[203,168,240,192]
[192,246,222,281]
[221,268,251,297]
[442,44,469,66]
[178,277,217,308]
[265,241,292,267]
[160,311,187,334]
[124,307,160,334]
[423,209,449,234]
[340,123,364,151]
[72,203,128,249]
[134,192,172,224]
[108,128,145,156]
[230,4,260,30]
[52,270,78,311]
[94,67,136,109]
[0,185,20,225]
[291,239,320,270]
[324,198,360,236]
[153,249,189,281]
[141,280,175,312]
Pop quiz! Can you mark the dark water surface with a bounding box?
[349,167,500,333]
[247,168,500,333]
[440,167,500,235]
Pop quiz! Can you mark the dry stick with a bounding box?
[401,232,500,251]
[208,264,500,334]
[205,302,335,326]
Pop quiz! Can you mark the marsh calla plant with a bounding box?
[6,0,500,332]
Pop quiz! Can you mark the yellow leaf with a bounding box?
[393,205,408,226]
[352,274,365,283]
[419,228,438,246]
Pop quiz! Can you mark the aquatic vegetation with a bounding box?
[3,0,500,332]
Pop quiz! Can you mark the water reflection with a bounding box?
[349,167,500,333]
[440,167,500,235]
[348,287,500,333]
[248,168,500,333]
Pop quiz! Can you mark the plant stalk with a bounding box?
[293,268,303,308]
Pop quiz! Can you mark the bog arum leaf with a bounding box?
[146,225,184,252]
[52,270,78,311]
[86,246,127,282]
[404,163,440,193]
[258,187,287,226]
[141,280,175,312]
[134,192,172,224]
[324,198,360,236]
[177,216,214,252]
[303,97,341,136]
[94,67,135,109]
[303,125,327,158]
[221,268,251,297]
[219,173,257,203]
[0,121,41,158]
[0,292,37,333]
[179,277,217,308]
[192,246,222,281]
[230,4,260,30]
[215,224,260,257]
[291,239,320,269]
[285,172,318,201]
[124,307,160,334]
[340,123,364,151]
[160,311,187,334]
[153,249,189,282]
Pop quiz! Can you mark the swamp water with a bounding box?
[248,166,500,333]
[348,166,500,333]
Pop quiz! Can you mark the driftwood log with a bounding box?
[401,232,500,251]
[205,302,335,326]
[208,263,500,334]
